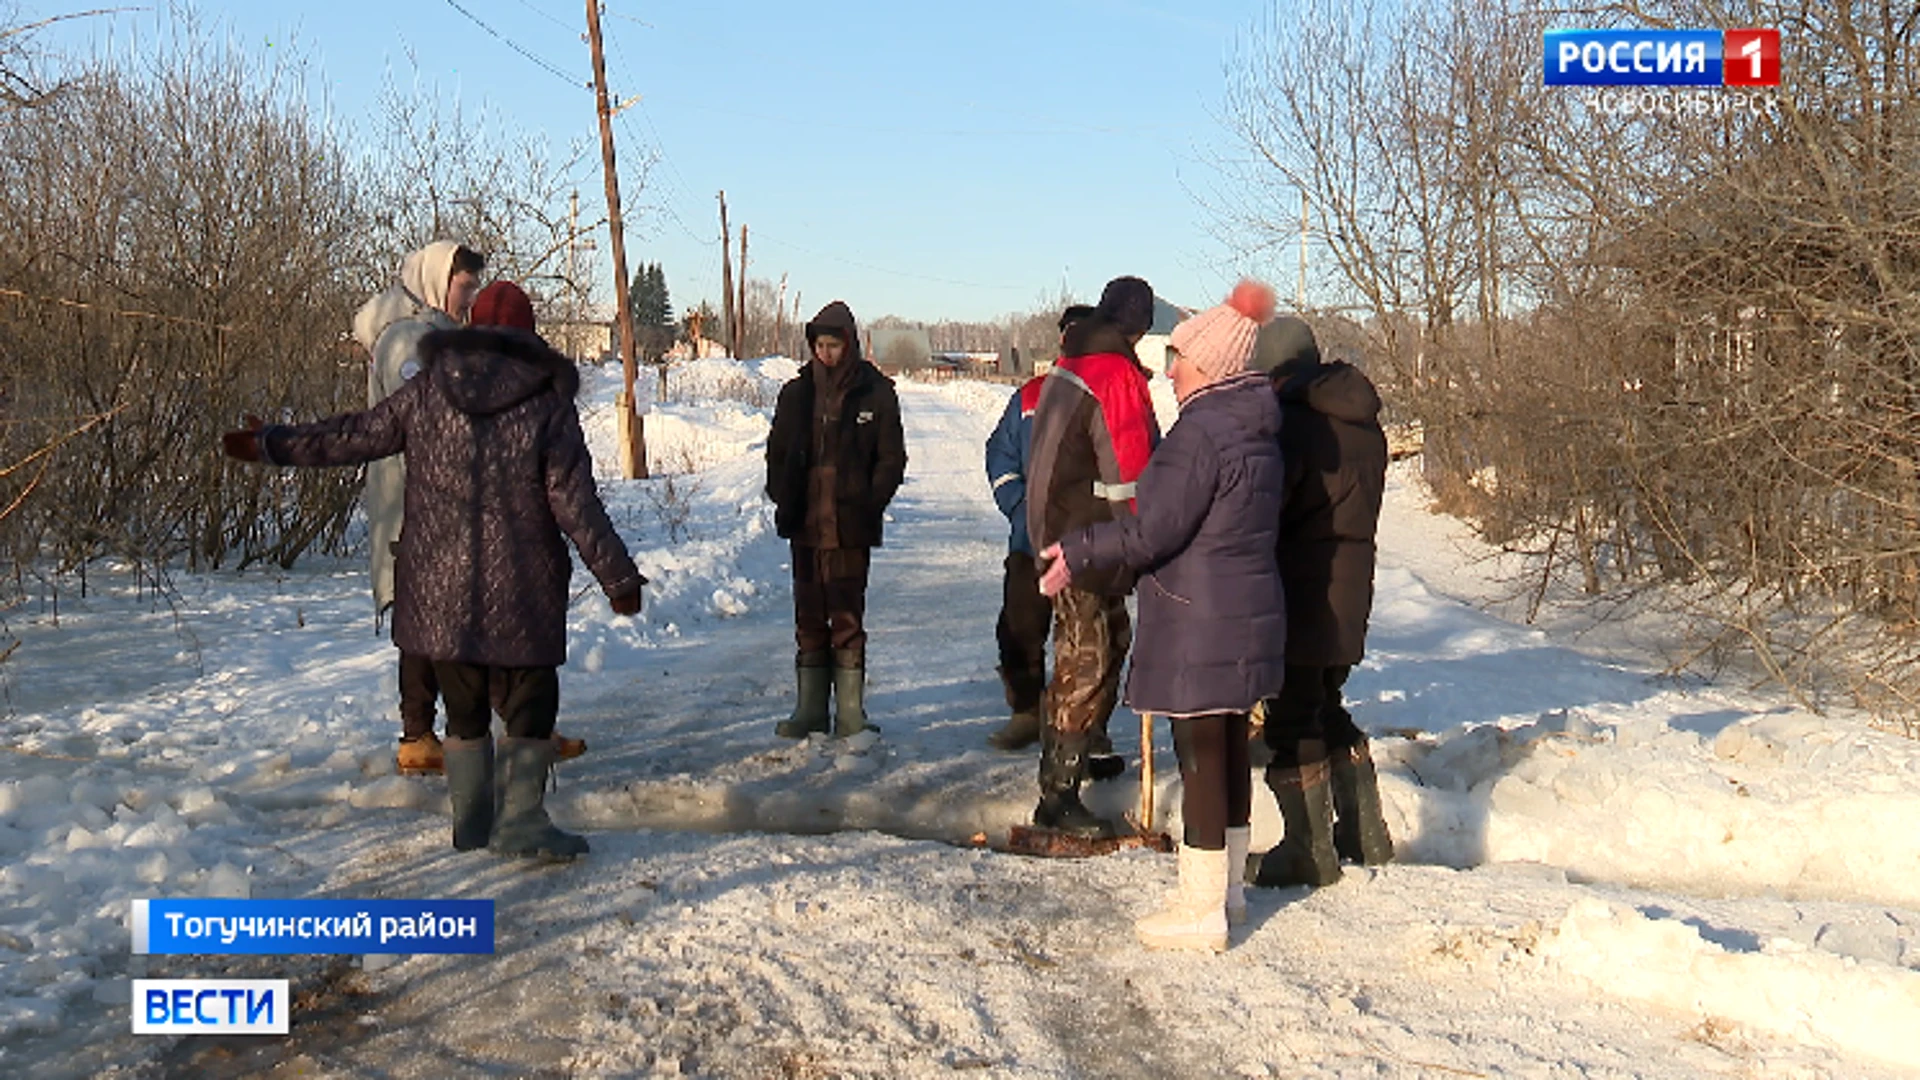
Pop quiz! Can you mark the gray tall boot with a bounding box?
[831,647,874,737]
[1254,750,1342,888]
[443,736,494,851]
[1331,737,1395,864]
[776,650,832,738]
[489,737,589,859]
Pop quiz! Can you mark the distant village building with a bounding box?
[545,318,616,364]
[665,335,727,362]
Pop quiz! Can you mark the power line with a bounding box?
[600,24,716,248]
[441,0,586,90]
[503,0,574,32]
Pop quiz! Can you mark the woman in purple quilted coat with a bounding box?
[222,281,643,860]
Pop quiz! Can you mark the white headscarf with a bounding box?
[350,240,464,352]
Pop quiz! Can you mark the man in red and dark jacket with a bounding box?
[982,304,1096,751]
[1025,276,1162,836]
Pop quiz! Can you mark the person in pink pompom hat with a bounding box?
[1037,280,1288,952]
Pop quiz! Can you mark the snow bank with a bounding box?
[1546,897,1920,1071]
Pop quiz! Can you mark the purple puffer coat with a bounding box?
[1057,372,1288,716]
[261,327,644,667]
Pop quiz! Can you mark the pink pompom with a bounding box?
[1226,279,1276,324]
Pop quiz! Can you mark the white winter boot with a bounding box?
[1225,826,1249,926]
[1135,843,1230,952]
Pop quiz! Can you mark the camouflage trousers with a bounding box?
[1045,586,1130,736]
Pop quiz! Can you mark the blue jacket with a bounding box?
[985,376,1045,555]
[1059,372,1289,716]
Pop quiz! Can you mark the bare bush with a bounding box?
[1228,0,1920,722]
[0,26,369,579]
[0,17,610,608]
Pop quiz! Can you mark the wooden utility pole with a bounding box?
[586,0,647,478]
[773,271,788,360]
[736,224,749,357]
[718,191,735,359]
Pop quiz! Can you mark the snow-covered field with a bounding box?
[3,356,1919,1078]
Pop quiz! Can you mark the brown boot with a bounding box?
[988,708,1042,750]
[553,733,587,761]
[396,733,445,776]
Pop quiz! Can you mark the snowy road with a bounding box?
[5,361,1920,1077]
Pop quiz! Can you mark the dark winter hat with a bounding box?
[1057,303,1097,332]
[469,280,536,333]
[1095,276,1155,338]
[1250,315,1321,378]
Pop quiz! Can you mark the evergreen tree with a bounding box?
[628,262,676,362]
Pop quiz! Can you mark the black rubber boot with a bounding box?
[1254,746,1342,888]
[489,737,589,860]
[1033,727,1116,838]
[442,736,494,851]
[1331,737,1395,864]
[831,647,875,737]
[776,650,832,738]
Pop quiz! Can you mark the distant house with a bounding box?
[933,351,1000,377]
[665,335,727,362]
[545,318,616,364]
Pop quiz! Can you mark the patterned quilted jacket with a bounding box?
[261,327,644,667]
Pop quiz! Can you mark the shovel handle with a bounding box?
[1139,712,1155,831]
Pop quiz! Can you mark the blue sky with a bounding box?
[34,0,1280,322]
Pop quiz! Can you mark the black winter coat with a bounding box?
[765,326,907,548]
[1274,361,1388,666]
[1058,373,1289,716]
[261,327,644,667]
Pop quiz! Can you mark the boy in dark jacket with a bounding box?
[983,303,1095,750]
[1248,316,1394,888]
[765,301,908,739]
[1041,281,1286,951]
[1025,277,1162,836]
[222,282,645,860]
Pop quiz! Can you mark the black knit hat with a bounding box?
[1251,316,1321,378]
[1095,276,1154,337]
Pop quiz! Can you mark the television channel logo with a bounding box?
[132,979,290,1035]
[1544,29,1780,87]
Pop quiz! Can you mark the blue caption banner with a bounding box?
[131,898,495,955]
[1544,30,1724,86]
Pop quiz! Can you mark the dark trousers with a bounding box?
[995,552,1052,711]
[434,662,561,741]
[1172,712,1253,850]
[791,543,871,658]
[1046,586,1129,736]
[398,650,441,740]
[1262,664,1357,765]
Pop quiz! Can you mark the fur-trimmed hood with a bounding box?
[416,326,581,416]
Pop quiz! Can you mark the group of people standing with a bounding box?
[986,276,1396,952]
[215,244,1394,950]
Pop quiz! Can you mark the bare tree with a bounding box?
[1226,0,1920,724]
